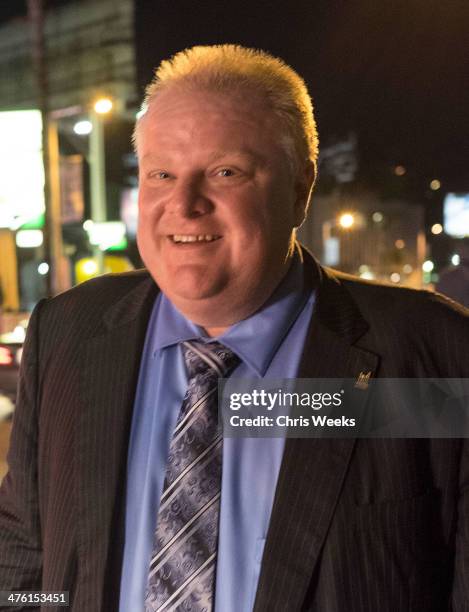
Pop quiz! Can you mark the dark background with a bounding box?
[3,0,469,206]
[133,0,469,196]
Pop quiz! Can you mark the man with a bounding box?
[0,45,468,612]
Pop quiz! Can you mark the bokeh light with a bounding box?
[338,213,355,229]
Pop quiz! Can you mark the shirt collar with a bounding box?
[152,251,312,376]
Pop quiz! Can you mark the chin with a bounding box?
[163,276,229,304]
[174,283,269,331]
[165,283,248,326]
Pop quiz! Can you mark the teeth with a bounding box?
[172,234,219,243]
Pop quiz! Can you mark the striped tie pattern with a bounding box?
[144,340,239,612]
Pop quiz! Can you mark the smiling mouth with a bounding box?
[169,234,222,244]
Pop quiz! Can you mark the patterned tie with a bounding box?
[145,340,239,612]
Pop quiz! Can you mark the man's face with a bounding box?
[137,86,311,333]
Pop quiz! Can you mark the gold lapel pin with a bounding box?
[355,371,372,390]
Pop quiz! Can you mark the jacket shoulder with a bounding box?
[327,269,469,376]
[332,269,468,325]
[33,269,156,350]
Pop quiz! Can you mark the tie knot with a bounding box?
[182,340,239,380]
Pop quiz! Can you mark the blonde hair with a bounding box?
[133,44,319,175]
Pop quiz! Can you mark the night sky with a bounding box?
[3,0,469,194]
[134,0,469,196]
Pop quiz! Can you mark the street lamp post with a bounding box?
[89,98,113,273]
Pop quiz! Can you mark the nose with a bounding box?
[166,176,213,218]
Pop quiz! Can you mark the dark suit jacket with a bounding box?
[0,253,468,611]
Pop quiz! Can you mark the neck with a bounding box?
[203,325,229,338]
[196,250,301,338]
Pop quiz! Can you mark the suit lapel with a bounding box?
[76,275,158,611]
[254,259,380,611]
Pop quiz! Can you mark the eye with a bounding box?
[149,170,171,180]
[217,168,236,177]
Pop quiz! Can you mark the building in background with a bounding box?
[0,0,138,313]
[0,0,136,112]
[298,193,426,288]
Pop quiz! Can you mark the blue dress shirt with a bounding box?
[119,255,316,612]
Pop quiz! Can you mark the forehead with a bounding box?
[138,86,279,154]
[147,83,270,119]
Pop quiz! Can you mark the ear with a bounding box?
[293,161,316,228]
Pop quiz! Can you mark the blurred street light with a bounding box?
[73,119,92,135]
[422,260,434,272]
[16,229,43,248]
[395,239,405,249]
[94,98,113,114]
[372,212,383,223]
[394,165,406,176]
[338,213,355,229]
[38,262,49,275]
[322,212,359,266]
[85,221,126,251]
[358,265,375,280]
[431,223,443,235]
[430,179,441,191]
[82,259,98,276]
[452,254,460,266]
